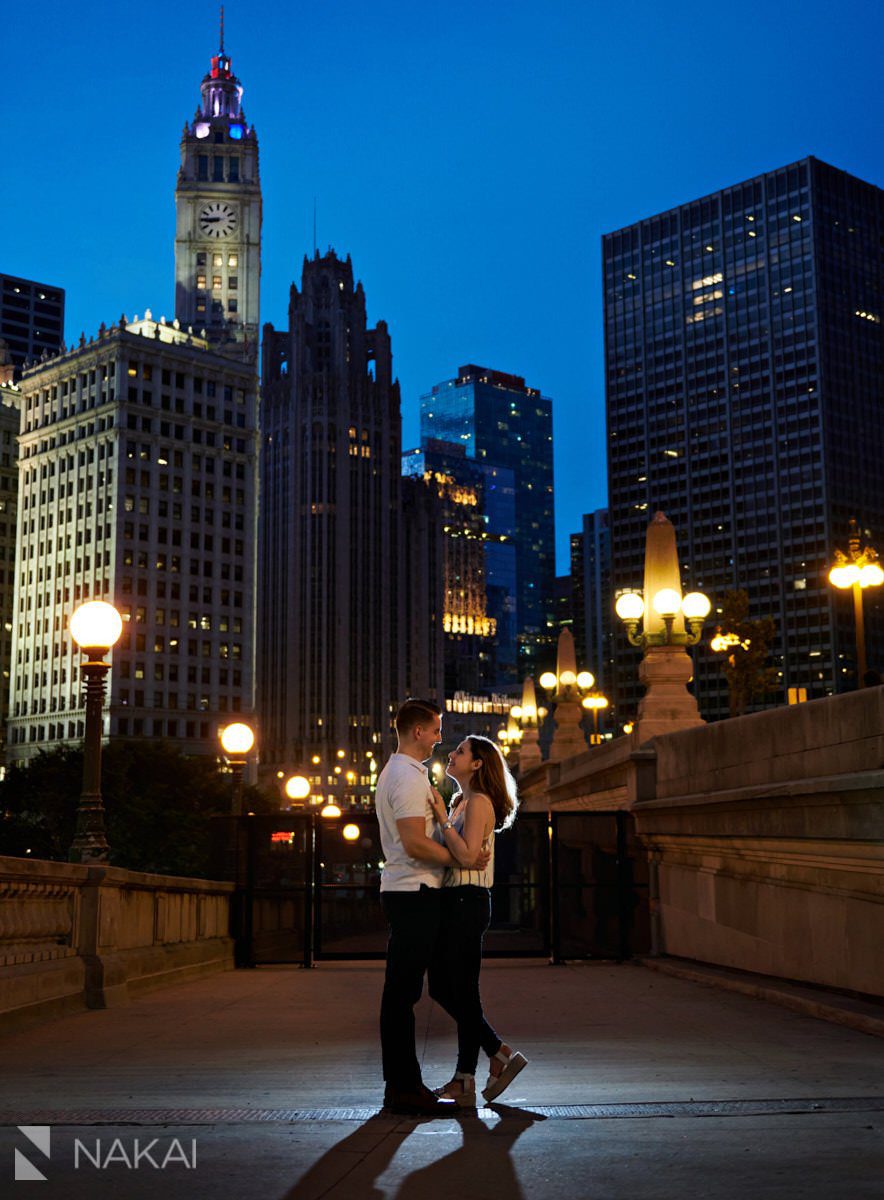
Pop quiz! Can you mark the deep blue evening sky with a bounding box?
[4,1,882,569]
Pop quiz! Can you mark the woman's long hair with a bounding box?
[458,735,519,831]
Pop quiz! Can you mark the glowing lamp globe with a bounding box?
[342,823,360,842]
[220,722,255,756]
[522,704,537,720]
[320,802,342,819]
[559,670,577,687]
[829,564,860,589]
[69,601,123,653]
[682,592,712,620]
[539,672,558,690]
[285,775,311,801]
[576,671,595,690]
[860,563,884,588]
[510,705,523,719]
[615,593,644,621]
[652,588,682,617]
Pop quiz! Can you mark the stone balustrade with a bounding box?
[517,686,884,999]
[0,856,234,1033]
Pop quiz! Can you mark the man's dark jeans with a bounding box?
[380,885,442,1091]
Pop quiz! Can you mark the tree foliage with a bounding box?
[715,589,779,717]
[0,741,275,877]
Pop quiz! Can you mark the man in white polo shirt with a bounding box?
[376,697,489,1116]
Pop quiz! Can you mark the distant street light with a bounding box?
[581,692,610,745]
[68,600,123,863]
[320,801,342,819]
[284,775,311,804]
[220,721,255,816]
[539,629,601,758]
[828,519,883,685]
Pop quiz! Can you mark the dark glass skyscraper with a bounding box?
[571,508,614,699]
[0,273,65,377]
[420,364,555,679]
[605,157,884,720]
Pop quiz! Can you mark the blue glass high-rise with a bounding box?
[420,364,555,681]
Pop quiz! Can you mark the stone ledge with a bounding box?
[639,955,884,1038]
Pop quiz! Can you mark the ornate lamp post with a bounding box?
[219,722,255,816]
[539,628,598,760]
[614,512,711,744]
[68,601,123,864]
[828,519,883,686]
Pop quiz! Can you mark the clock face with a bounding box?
[199,201,237,239]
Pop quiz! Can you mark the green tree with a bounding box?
[714,589,779,717]
[0,741,275,876]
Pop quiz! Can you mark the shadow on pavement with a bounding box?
[281,1103,546,1200]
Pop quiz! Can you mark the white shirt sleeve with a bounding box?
[390,769,430,822]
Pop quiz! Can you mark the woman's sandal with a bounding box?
[433,1071,477,1108]
[482,1045,528,1102]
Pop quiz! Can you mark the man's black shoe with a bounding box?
[383,1086,457,1116]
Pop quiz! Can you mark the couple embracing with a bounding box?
[376,698,528,1116]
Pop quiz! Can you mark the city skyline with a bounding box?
[4,0,883,570]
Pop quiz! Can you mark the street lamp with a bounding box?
[501,678,549,772]
[615,589,711,648]
[828,519,883,685]
[284,775,311,806]
[68,600,123,863]
[220,721,255,816]
[539,629,599,759]
[581,692,610,745]
[320,801,342,819]
[614,512,710,743]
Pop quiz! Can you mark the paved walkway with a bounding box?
[1,960,882,1198]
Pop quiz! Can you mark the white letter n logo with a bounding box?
[15,1126,51,1181]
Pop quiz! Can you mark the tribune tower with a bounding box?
[174,24,261,362]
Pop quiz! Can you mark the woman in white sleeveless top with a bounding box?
[427,735,528,1107]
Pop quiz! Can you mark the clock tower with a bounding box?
[175,25,261,362]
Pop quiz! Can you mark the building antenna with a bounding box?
[220,4,225,53]
[313,197,317,255]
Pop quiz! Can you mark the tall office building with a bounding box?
[259,251,404,800]
[6,34,261,761]
[0,274,65,377]
[174,34,261,362]
[402,441,515,693]
[605,157,884,720]
[420,364,555,680]
[0,342,20,755]
[570,508,614,700]
[7,317,258,761]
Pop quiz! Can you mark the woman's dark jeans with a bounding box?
[428,885,501,1074]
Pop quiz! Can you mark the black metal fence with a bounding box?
[218,809,649,967]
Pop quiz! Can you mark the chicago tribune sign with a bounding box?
[15,1127,198,1181]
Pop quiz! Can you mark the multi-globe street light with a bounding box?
[828,519,883,685]
[68,600,123,864]
[615,588,712,648]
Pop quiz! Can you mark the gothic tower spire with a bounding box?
[174,22,262,362]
